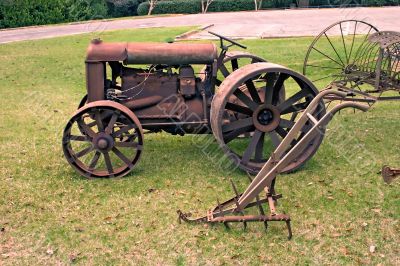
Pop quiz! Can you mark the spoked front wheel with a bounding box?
[211,62,326,174]
[62,101,143,178]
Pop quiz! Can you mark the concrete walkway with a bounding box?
[0,7,399,44]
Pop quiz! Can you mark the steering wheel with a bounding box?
[208,31,247,49]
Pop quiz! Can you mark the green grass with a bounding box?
[0,27,399,265]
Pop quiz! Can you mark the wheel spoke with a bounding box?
[233,89,259,111]
[88,151,101,170]
[306,64,343,70]
[324,32,346,66]
[112,147,133,168]
[223,125,254,143]
[225,102,253,115]
[75,145,94,158]
[275,126,288,138]
[70,135,89,142]
[339,23,349,64]
[105,112,119,135]
[242,130,263,164]
[279,119,295,129]
[115,141,142,149]
[268,131,281,149]
[112,124,134,138]
[280,102,309,115]
[277,90,307,113]
[94,109,104,132]
[272,73,289,104]
[77,119,96,137]
[222,117,253,133]
[254,132,265,161]
[348,21,357,61]
[312,46,345,68]
[231,59,239,71]
[264,73,278,104]
[103,152,114,175]
[245,80,261,103]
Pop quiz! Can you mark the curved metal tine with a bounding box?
[112,147,133,169]
[324,32,346,66]
[103,152,114,177]
[245,79,262,103]
[242,130,263,164]
[233,89,259,110]
[339,22,349,64]
[225,102,253,116]
[352,26,376,64]
[222,117,253,133]
[88,151,101,171]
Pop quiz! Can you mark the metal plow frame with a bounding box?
[178,89,370,239]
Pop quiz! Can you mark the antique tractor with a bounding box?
[62,32,325,178]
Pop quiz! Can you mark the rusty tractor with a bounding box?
[63,32,321,178]
[178,20,400,238]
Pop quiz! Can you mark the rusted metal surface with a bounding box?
[381,166,400,184]
[179,88,370,238]
[86,39,218,65]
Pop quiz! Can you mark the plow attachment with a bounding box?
[178,89,371,239]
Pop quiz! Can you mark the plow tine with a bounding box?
[286,220,293,240]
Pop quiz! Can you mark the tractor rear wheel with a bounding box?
[211,62,326,174]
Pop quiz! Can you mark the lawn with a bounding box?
[0,27,399,265]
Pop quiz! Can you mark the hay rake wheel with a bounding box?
[303,20,379,86]
[211,62,325,174]
[63,101,143,178]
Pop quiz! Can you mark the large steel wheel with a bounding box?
[303,20,379,87]
[211,62,326,174]
[62,100,143,178]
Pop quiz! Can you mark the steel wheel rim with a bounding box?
[211,63,326,174]
[63,102,143,178]
[303,20,379,87]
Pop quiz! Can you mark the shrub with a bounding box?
[67,0,108,21]
[106,0,145,17]
[137,0,297,16]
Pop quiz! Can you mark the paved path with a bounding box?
[0,7,399,44]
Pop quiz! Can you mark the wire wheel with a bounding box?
[303,20,379,88]
[62,100,143,178]
[211,62,326,174]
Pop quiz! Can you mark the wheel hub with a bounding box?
[93,133,114,152]
[253,104,280,132]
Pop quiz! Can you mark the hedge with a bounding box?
[0,0,108,29]
[137,0,295,16]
